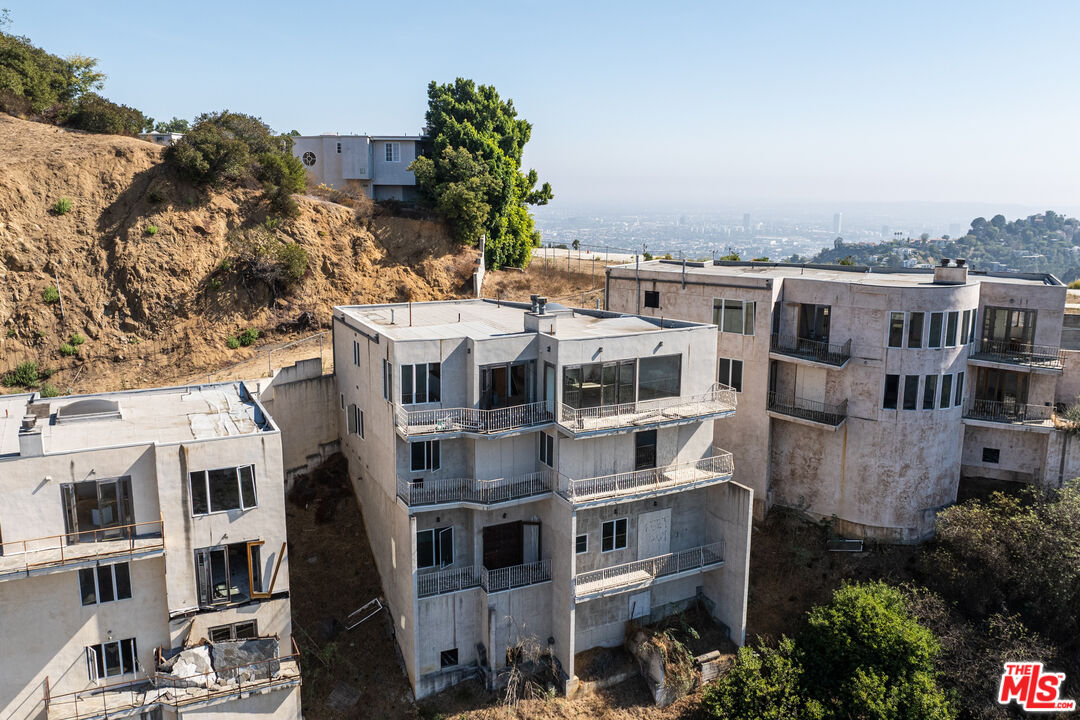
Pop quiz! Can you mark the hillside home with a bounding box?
[291,134,422,201]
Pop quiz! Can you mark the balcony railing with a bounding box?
[394,401,551,437]
[558,451,734,504]
[0,516,164,580]
[44,650,301,720]
[558,383,737,433]
[397,471,553,507]
[770,333,852,366]
[767,391,848,426]
[417,561,551,598]
[965,399,1055,426]
[970,339,1065,370]
[574,542,725,599]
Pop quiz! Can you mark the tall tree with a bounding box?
[411,79,553,269]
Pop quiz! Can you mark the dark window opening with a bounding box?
[440,648,459,668]
[644,290,660,308]
[575,534,588,554]
[883,375,899,410]
[602,518,628,552]
[982,447,1000,464]
[194,542,262,607]
[61,477,134,544]
[907,312,924,348]
[634,430,657,471]
[903,375,919,410]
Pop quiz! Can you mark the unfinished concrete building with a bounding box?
[607,259,1080,542]
[0,383,301,720]
[333,298,752,698]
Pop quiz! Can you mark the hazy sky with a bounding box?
[7,1,1079,212]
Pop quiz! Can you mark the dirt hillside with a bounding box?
[0,113,476,393]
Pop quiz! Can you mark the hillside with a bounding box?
[0,113,475,394]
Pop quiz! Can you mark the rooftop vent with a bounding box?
[55,398,122,424]
[933,258,968,285]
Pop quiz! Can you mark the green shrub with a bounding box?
[59,342,77,356]
[145,224,158,236]
[208,277,222,291]
[228,226,308,292]
[3,360,42,387]
[69,333,85,346]
[64,93,152,136]
[42,286,60,303]
[52,198,72,215]
[274,242,309,285]
[218,257,233,272]
[238,328,258,347]
[256,151,306,216]
[5,328,14,337]
[225,336,240,349]
[39,383,61,397]
[703,639,823,720]
[164,123,250,186]
[0,27,105,114]
[1069,279,1080,290]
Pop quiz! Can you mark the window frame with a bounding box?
[208,620,258,643]
[410,440,441,472]
[712,298,756,335]
[601,518,628,553]
[939,373,953,409]
[400,362,442,405]
[348,404,364,438]
[902,375,919,411]
[79,562,132,606]
[888,311,905,348]
[538,432,555,467]
[417,526,453,569]
[928,312,943,349]
[86,637,137,682]
[718,357,743,392]
[352,340,360,367]
[575,533,588,554]
[922,375,938,410]
[883,374,899,410]
[189,465,257,516]
[945,311,959,347]
[955,371,965,407]
[382,358,392,401]
[385,141,401,162]
[907,312,924,348]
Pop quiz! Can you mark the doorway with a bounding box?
[482,520,541,570]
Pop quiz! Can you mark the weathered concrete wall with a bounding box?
[961,424,1050,484]
[1056,350,1080,405]
[1042,430,1080,487]
[178,684,301,718]
[259,359,338,485]
[703,482,752,645]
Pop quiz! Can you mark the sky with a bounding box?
[6,1,1080,214]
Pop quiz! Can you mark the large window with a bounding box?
[718,358,743,392]
[538,432,554,467]
[634,429,657,471]
[945,311,959,347]
[79,563,132,606]
[562,360,635,409]
[888,312,905,347]
[982,307,1036,345]
[61,477,134,543]
[638,355,681,401]
[411,440,440,472]
[401,363,441,404]
[601,519,628,552]
[194,542,262,607]
[189,466,256,515]
[480,360,535,409]
[87,638,137,681]
[903,375,919,410]
[907,312,924,348]
[417,527,453,569]
[922,375,937,410]
[928,312,943,348]
[883,374,899,410]
[940,374,953,409]
[712,299,755,335]
[385,141,400,162]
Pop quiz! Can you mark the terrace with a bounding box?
[0,517,164,581]
[574,542,725,601]
[416,560,552,598]
[770,333,852,368]
[557,451,734,506]
[396,470,553,509]
[558,384,736,436]
[393,402,551,439]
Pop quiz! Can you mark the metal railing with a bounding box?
[767,391,848,426]
[558,383,736,432]
[0,516,164,578]
[770,333,852,366]
[417,561,552,598]
[44,651,301,719]
[965,399,1055,425]
[971,339,1065,369]
[574,542,725,598]
[394,401,552,437]
[559,451,733,503]
[397,471,553,507]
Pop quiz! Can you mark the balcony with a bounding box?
[557,384,737,436]
[417,560,552,598]
[0,517,164,581]
[767,392,847,428]
[574,542,725,601]
[557,451,734,507]
[397,471,553,509]
[770,333,852,368]
[964,399,1055,430]
[969,339,1065,372]
[394,402,552,439]
[44,648,301,719]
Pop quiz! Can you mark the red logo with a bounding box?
[998,662,1075,712]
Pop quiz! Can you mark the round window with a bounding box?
[302,151,316,166]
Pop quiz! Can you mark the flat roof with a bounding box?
[612,260,1062,288]
[0,382,271,458]
[336,299,706,341]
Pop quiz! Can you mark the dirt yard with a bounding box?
[484,255,606,308]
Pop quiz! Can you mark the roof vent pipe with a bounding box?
[537,297,547,315]
[940,258,951,267]
[530,294,539,313]
[956,258,966,267]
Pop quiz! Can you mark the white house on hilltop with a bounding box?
[291,134,422,201]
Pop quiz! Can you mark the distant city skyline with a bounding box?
[7,1,1080,211]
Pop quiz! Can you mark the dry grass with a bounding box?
[484,256,606,307]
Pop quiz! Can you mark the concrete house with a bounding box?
[332,298,752,698]
[139,132,184,147]
[291,134,422,201]
[0,383,301,720]
[607,258,1080,542]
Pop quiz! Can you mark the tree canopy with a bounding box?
[410,78,552,269]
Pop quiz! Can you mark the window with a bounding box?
[347,405,364,438]
[575,534,588,554]
[883,375,899,410]
[982,307,1036,345]
[634,429,657,471]
[982,447,1000,464]
[194,542,262,607]
[79,563,132,606]
[945,311,959,346]
[336,142,341,154]
[562,360,634,409]
[712,299,755,335]
[970,309,978,343]
[417,527,453,569]
[401,363,441,404]
[385,142,400,162]
[939,374,953,409]
[189,466,256,515]
[718,358,743,392]
[440,648,459,668]
[928,312,943,348]
[538,432,554,467]
[208,620,258,643]
[644,290,660,308]
[902,375,919,410]
[340,393,345,410]
[352,340,360,366]
[955,371,964,407]
[888,312,905,347]
[922,375,937,410]
[61,478,134,543]
[602,519,628,552]
[961,310,970,346]
[411,440,440,472]
[907,312,924,348]
[638,355,681,401]
[382,359,392,401]
[87,638,137,681]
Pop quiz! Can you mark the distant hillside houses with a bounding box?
[291,133,423,201]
